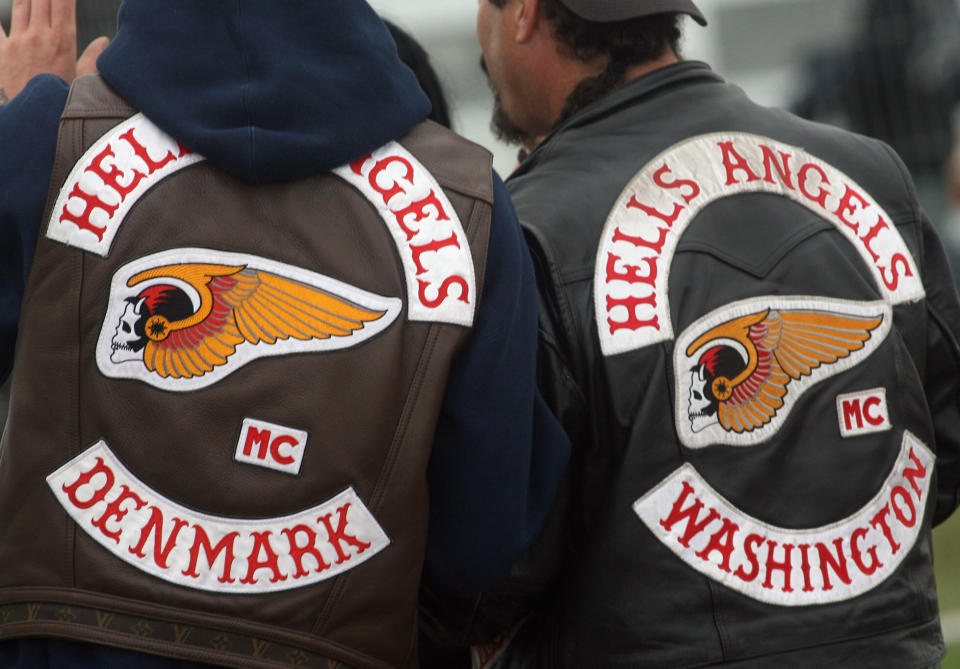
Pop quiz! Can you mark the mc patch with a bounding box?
[836,388,891,438]
[97,248,402,392]
[235,418,309,476]
[675,296,891,449]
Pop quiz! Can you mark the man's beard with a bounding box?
[480,57,536,148]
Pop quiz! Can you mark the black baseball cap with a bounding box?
[560,0,707,25]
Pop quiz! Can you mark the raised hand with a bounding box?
[0,0,109,103]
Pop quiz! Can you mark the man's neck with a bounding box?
[622,50,681,84]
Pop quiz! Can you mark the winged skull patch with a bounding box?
[675,297,891,448]
[97,248,402,391]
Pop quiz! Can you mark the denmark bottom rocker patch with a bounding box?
[48,441,390,593]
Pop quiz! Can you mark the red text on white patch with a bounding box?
[334,142,476,326]
[837,388,891,438]
[235,418,308,475]
[596,133,925,356]
[633,431,933,606]
[46,113,204,256]
[47,441,390,593]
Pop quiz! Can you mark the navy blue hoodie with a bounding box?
[0,1,568,666]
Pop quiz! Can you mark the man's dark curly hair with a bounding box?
[487,0,682,126]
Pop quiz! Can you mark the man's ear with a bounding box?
[515,0,540,44]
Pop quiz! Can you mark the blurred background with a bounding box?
[2,0,960,663]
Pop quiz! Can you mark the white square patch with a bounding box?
[235,418,308,475]
[836,388,890,438]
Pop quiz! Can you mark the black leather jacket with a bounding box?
[490,61,960,668]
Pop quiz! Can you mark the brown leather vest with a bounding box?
[0,75,493,668]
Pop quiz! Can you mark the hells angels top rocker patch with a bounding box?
[46,113,202,257]
[97,248,402,392]
[594,132,924,356]
[46,112,476,327]
[334,144,477,327]
[675,296,891,449]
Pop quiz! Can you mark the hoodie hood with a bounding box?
[97,0,431,182]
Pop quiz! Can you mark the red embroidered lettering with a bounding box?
[86,144,147,200]
[717,141,761,185]
[368,155,414,205]
[270,435,298,466]
[694,517,739,572]
[626,195,684,227]
[241,531,288,584]
[863,397,884,426]
[91,485,146,543]
[349,154,372,176]
[612,225,670,255]
[182,526,239,584]
[816,538,852,590]
[606,293,659,334]
[62,457,115,509]
[798,163,831,208]
[762,541,794,592]
[797,544,815,592]
[605,252,657,288]
[418,275,470,309]
[58,183,117,240]
[890,486,917,527]
[842,398,863,432]
[833,185,869,233]
[130,507,189,569]
[118,127,177,174]
[879,253,914,291]
[760,145,795,189]
[652,163,701,203]
[860,214,890,264]
[733,533,764,582]
[659,482,721,548]
[319,503,371,564]
[903,448,928,498]
[850,527,882,576]
[281,524,331,577]
[411,233,460,275]
[395,190,451,241]
[870,504,900,554]
[243,427,271,460]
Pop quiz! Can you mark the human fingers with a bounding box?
[51,0,76,32]
[30,0,50,29]
[10,0,31,35]
[76,36,109,76]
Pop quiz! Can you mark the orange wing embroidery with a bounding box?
[127,263,389,379]
[686,309,883,433]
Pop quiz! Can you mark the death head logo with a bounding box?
[111,284,194,364]
[688,345,748,433]
[675,297,890,447]
[98,249,402,391]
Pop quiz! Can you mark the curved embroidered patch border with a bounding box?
[47,441,391,594]
[595,132,925,356]
[96,248,402,392]
[674,296,891,448]
[335,143,476,326]
[46,113,204,256]
[633,431,933,606]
